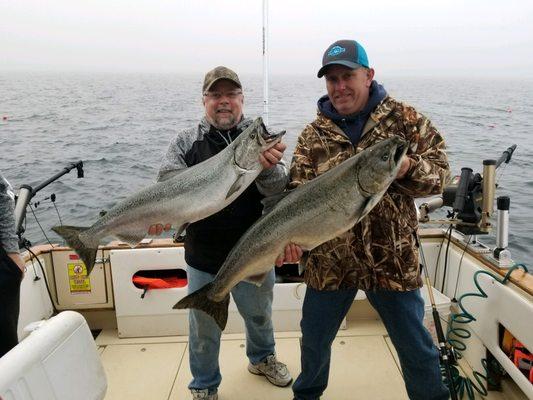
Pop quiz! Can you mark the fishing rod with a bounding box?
[13,161,84,248]
[262,0,269,126]
[415,143,520,399]
[417,233,459,400]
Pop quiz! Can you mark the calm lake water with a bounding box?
[1,72,531,266]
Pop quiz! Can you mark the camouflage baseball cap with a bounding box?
[202,66,242,93]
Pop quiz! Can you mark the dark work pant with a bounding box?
[0,246,22,358]
[292,287,450,400]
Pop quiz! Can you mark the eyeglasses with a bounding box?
[203,90,243,100]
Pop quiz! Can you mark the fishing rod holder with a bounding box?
[493,196,512,268]
[14,161,84,247]
[418,144,517,236]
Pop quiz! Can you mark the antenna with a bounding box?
[262,0,269,126]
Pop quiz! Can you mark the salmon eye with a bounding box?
[381,153,389,161]
[249,132,256,138]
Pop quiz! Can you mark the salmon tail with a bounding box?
[173,283,230,330]
[52,225,98,275]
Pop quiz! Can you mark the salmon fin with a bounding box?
[298,251,310,276]
[173,283,230,330]
[52,225,98,275]
[174,222,189,238]
[225,173,246,199]
[243,271,270,286]
[354,195,380,225]
[115,230,146,246]
[261,191,290,215]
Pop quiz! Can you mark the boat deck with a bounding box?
[95,318,513,400]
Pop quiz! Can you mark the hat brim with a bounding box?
[203,77,242,93]
[317,61,363,78]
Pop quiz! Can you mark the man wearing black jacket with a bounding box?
[153,66,292,400]
[0,173,25,358]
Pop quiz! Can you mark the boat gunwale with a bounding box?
[22,229,533,297]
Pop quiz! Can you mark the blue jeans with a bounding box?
[187,265,276,393]
[292,287,450,400]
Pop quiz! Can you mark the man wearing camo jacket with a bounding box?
[277,40,451,400]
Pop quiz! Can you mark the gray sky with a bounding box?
[1,0,532,78]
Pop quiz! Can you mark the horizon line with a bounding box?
[1,69,533,81]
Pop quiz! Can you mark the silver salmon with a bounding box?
[53,117,284,274]
[174,136,408,330]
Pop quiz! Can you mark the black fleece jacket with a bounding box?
[183,125,264,274]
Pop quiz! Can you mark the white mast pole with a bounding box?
[262,0,269,125]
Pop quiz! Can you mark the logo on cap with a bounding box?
[327,46,346,57]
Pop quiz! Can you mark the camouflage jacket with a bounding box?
[0,173,19,253]
[289,96,450,291]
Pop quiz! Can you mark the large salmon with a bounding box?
[53,117,284,274]
[174,136,408,330]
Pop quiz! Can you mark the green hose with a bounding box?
[444,263,529,399]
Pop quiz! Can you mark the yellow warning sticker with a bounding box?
[68,263,91,293]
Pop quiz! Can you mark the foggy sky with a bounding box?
[1,0,532,78]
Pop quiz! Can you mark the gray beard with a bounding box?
[210,114,237,131]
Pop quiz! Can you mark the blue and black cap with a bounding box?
[317,40,369,78]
